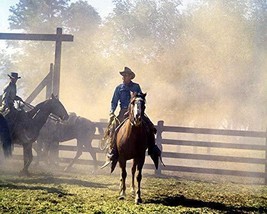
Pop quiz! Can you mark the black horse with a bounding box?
[0,114,12,157]
[0,95,68,175]
[34,113,100,171]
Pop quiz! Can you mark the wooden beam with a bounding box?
[0,33,73,42]
[25,72,52,103]
[53,28,62,97]
[0,27,74,102]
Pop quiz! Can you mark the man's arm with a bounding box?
[14,95,23,102]
[110,86,120,114]
[2,87,10,107]
[136,84,142,94]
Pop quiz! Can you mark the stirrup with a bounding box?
[101,160,111,169]
[101,152,116,169]
[150,145,162,169]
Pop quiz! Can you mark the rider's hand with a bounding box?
[109,112,115,120]
[16,96,23,102]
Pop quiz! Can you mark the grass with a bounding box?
[0,162,267,214]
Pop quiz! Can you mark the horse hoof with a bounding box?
[118,195,125,200]
[135,198,142,204]
[19,170,31,177]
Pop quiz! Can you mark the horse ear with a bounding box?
[51,94,58,99]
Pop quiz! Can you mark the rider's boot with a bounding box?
[102,142,119,172]
[148,145,161,170]
[147,131,161,170]
[142,115,161,169]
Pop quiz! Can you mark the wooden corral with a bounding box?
[11,120,267,184]
[0,28,74,100]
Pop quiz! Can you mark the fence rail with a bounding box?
[13,120,267,184]
[155,120,267,184]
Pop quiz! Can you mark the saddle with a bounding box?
[66,112,78,126]
[1,105,28,136]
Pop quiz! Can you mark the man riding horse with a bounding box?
[104,67,161,170]
[0,72,26,133]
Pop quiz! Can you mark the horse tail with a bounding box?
[0,114,12,157]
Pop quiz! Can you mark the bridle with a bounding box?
[129,96,146,126]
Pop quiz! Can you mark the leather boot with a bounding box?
[149,145,161,170]
[101,147,119,172]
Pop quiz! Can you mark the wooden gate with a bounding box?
[0,27,74,101]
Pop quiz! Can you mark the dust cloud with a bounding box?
[4,1,266,131]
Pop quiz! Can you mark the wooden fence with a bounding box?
[13,120,267,184]
[155,121,267,184]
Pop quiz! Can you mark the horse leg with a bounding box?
[119,160,127,200]
[33,140,45,166]
[131,160,137,195]
[84,137,97,172]
[64,140,82,172]
[49,141,60,165]
[32,141,40,166]
[20,143,33,176]
[43,141,51,165]
[135,157,145,204]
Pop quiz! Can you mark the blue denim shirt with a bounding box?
[110,81,142,113]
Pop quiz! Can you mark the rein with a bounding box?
[23,101,62,122]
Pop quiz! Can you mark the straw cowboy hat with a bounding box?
[119,67,135,79]
[8,72,21,79]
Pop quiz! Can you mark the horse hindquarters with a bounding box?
[0,114,12,157]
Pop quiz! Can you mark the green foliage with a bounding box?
[9,0,70,32]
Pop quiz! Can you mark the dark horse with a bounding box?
[2,95,68,175]
[34,112,99,171]
[113,92,151,204]
[0,114,12,157]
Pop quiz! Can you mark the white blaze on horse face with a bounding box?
[133,98,142,126]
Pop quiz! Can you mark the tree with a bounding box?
[6,0,102,99]
[100,0,183,62]
[9,0,70,33]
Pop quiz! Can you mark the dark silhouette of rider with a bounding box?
[1,72,23,112]
[0,72,24,133]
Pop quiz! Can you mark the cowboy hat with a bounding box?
[8,72,21,79]
[119,67,135,79]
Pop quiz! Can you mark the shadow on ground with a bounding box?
[3,175,107,188]
[146,194,267,213]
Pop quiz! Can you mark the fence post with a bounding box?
[155,120,164,176]
[46,63,53,99]
[265,129,267,185]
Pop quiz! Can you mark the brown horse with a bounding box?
[34,113,100,172]
[113,92,150,204]
[4,95,68,175]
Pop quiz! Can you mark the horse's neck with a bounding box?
[27,103,52,131]
[27,107,40,118]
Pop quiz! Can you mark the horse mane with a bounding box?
[26,99,49,118]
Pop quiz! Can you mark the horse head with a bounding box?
[47,94,69,121]
[129,92,146,126]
